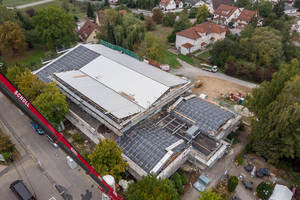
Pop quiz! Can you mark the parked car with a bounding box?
[10,180,36,200]
[30,121,44,135]
[256,168,270,178]
[46,135,58,148]
[231,196,241,200]
[244,164,254,172]
[242,179,254,190]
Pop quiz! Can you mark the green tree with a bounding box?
[15,69,46,101]
[152,8,163,24]
[162,12,176,27]
[173,14,191,33]
[6,66,24,84]
[33,82,69,128]
[294,0,300,10]
[199,191,223,200]
[33,6,76,49]
[0,5,17,24]
[62,0,70,12]
[0,134,15,153]
[235,0,251,8]
[126,175,180,200]
[196,4,210,23]
[0,21,27,55]
[88,139,127,181]
[144,33,165,61]
[189,7,198,18]
[258,0,273,18]
[256,182,274,200]
[87,2,94,19]
[273,0,285,17]
[246,59,300,163]
[145,17,156,31]
[227,176,239,192]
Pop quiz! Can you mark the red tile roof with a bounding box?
[212,0,233,10]
[182,43,194,48]
[160,0,171,6]
[77,20,98,41]
[177,22,226,39]
[237,9,257,22]
[214,4,238,18]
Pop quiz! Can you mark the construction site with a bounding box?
[34,43,241,180]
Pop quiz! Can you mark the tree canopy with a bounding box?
[199,191,223,200]
[196,4,210,23]
[126,175,180,200]
[0,5,17,24]
[88,138,127,182]
[143,33,165,61]
[0,21,27,55]
[245,59,300,163]
[33,6,76,49]
[152,8,163,24]
[33,82,69,128]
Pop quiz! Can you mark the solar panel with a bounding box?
[36,45,100,82]
[116,120,186,173]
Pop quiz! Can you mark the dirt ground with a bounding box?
[192,76,252,99]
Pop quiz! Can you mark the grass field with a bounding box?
[20,0,61,10]
[3,0,40,7]
[158,49,181,69]
[148,25,173,44]
[196,50,210,61]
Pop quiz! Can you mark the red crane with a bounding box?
[0,72,123,200]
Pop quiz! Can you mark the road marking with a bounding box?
[49,197,56,200]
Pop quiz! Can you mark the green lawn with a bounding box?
[3,0,40,7]
[196,50,210,61]
[178,54,195,65]
[148,25,173,44]
[158,49,181,69]
[20,0,61,10]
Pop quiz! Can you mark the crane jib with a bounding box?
[0,72,122,200]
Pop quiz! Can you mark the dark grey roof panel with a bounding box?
[35,45,100,82]
[172,98,235,135]
[116,120,185,173]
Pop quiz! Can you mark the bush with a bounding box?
[162,12,176,27]
[170,170,188,195]
[145,17,156,31]
[72,133,83,143]
[2,152,13,162]
[168,32,176,43]
[0,135,15,153]
[227,176,238,192]
[235,153,244,166]
[256,182,274,200]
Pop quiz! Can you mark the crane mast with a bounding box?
[0,72,123,200]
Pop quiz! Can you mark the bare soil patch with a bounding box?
[192,76,252,99]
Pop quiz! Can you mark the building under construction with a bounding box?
[34,43,241,179]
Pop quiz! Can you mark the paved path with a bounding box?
[7,0,54,9]
[171,60,258,88]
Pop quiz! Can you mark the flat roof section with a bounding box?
[35,45,100,82]
[116,120,186,173]
[54,70,144,119]
[80,55,170,109]
[172,97,235,135]
[83,44,188,87]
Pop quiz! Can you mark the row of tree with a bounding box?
[119,0,160,10]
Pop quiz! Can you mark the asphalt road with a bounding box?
[0,92,102,200]
[171,60,258,89]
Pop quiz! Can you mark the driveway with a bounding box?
[7,0,54,9]
[171,60,258,88]
[0,93,102,200]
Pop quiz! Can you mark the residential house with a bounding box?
[292,17,300,33]
[284,4,297,16]
[185,0,204,7]
[213,4,241,25]
[160,0,183,10]
[232,9,258,28]
[76,20,99,43]
[109,0,118,4]
[176,22,226,55]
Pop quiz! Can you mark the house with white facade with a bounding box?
[284,4,298,16]
[213,4,241,25]
[292,17,300,33]
[185,0,203,7]
[176,22,226,55]
[232,9,258,28]
[160,0,183,10]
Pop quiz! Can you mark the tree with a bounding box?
[227,176,239,192]
[145,17,156,31]
[87,3,95,19]
[294,0,300,10]
[235,0,251,8]
[15,69,46,101]
[162,12,176,27]
[33,6,76,49]
[0,5,17,24]
[0,134,15,154]
[6,66,24,84]
[33,82,69,128]
[256,182,274,200]
[173,14,191,33]
[0,21,27,55]
[189,7,198,18]
[62,0,70,12]
[152,8,163,24]
[273,0,285,17]
[126,175,180,200]
[144,33,165,61]
[245,59,300,163]
[88,139,127,181]
[196,4,210,23]
[199,191,223,200]
[26,8,36,17]
[258,0,273,18]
